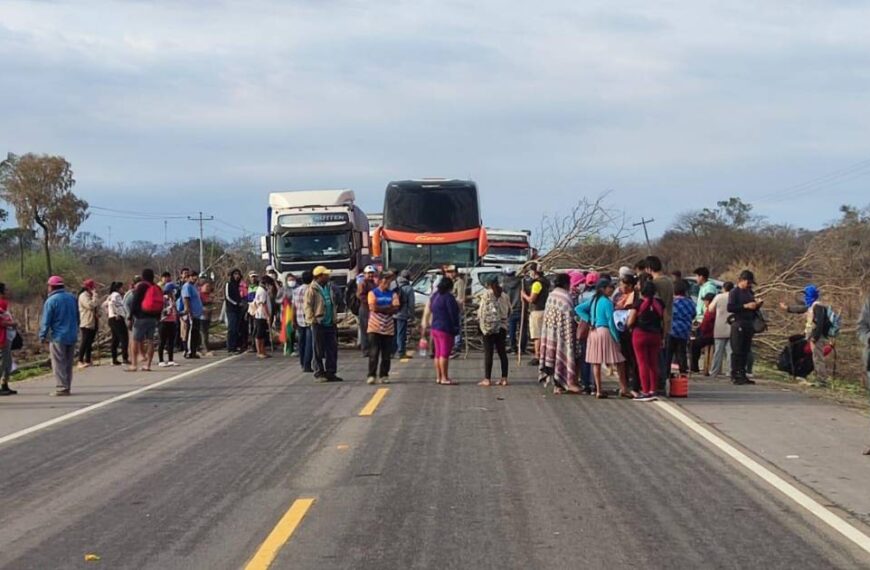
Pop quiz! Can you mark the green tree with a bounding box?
[0,153,89,276]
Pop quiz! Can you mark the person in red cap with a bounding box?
[77,278,101,369]
[39,276,79,396]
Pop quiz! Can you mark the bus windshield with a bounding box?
[275,232,351,262]
[485,246,530,262]
[383,182,480,233]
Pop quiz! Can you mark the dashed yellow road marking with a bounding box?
[359,388,390,416]
[243,498,315,570]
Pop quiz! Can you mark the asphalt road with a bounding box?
[1,352,868,569]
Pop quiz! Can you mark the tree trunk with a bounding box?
[18,230,25,278]
[42,233,52,276]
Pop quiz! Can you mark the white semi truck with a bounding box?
[260,189,371,305]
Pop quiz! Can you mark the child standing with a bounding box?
[669,279,696,374]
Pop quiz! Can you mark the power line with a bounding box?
[633,217,655,253]
[188,211,214,272]
[751,158,870,203]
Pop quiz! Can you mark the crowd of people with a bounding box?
[0,254,866,427]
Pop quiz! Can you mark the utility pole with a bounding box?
[188,211,214,271]
[633,217,655,254]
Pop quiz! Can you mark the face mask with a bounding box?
[288,280,297,289]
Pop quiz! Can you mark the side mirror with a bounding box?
[260,235,269,254]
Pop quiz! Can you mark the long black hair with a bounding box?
[436,277,453,295]
[110,281,123,294]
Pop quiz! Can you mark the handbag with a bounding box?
[10,330,23,351]
[752,309,768,334]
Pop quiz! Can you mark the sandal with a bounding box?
[124,367,138,373]
[498,379,508,387]
[553,387,566,395]
[440,379,455,385]
[619,391,634,399]
[478,379,492,387]
[565,385,582,394]
[596,392,609,399]
[863,447,870,456]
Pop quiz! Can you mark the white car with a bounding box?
[412,266,510,308]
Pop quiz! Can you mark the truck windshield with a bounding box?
[485,246,529,261]
[275,232,351,262]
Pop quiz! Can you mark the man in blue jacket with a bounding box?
[39,276,80,396]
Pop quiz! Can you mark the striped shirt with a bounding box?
[367,288,399,335]
[293,284,308,327]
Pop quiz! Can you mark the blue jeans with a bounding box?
[394,318,409,356]
[297,326,314,371]
[226,308,241,351]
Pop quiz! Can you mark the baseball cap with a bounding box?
[618,266,634,279]
[265,265,275,272]
[248,270,258,277]
[163,283,177,295]
[47,275,64,287]
[313,266,331,277]
[364,265,377,274]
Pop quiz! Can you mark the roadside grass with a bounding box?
[755,362,869,410]
[9,363,51,383]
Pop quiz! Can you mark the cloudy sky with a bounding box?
[2,0,869,245]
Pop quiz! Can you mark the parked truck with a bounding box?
[481,228,534,268]
[260,190,371,307]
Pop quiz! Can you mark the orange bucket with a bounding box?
[669,375,689,398]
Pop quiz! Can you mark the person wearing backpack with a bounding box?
[780,284,835,387]
[477,275,511,387]
[129,268,164,372]
[628,281,665,401]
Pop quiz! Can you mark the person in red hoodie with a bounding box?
[691,293,717,374]
[0,282,18,395]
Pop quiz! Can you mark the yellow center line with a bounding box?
[243,498,316,570]
[359,387,390,416]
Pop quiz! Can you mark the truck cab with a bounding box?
[261,189,370,306]
[481,228,533,268]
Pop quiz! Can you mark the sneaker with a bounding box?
[367,376,377,385]
[633,394,652,402]
[327,375,344,382]
[168,361,179,367]
[189,354,201,359]
[111,361,123,366]
[49,389,71,397]
[379,377,390,384]
[0,385,17,396]
[158,362,168,368]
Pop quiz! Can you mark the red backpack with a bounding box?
[141,283,165,313]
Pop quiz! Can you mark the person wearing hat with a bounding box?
[224,269,245,353]
[356,265,379,357]
[304,266,343,382]
[39,276,79,396]
[77,278,101,369]
[501,268,526,354]
[727,269,763,385]
[103,281,130,367]
[158,279,179,367]
[393,269,416,359]
[779,284,833,387]
[521,263,550,366]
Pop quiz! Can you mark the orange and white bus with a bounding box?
[372,179,488,270]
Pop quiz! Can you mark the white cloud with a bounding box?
[1,0,869,243]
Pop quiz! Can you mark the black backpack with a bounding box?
[346,282,361,316]
[636,298,663,333]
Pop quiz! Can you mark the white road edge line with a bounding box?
[654,400,870,555]
[0,355,240,448]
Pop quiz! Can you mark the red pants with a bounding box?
[632,329,661,394]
